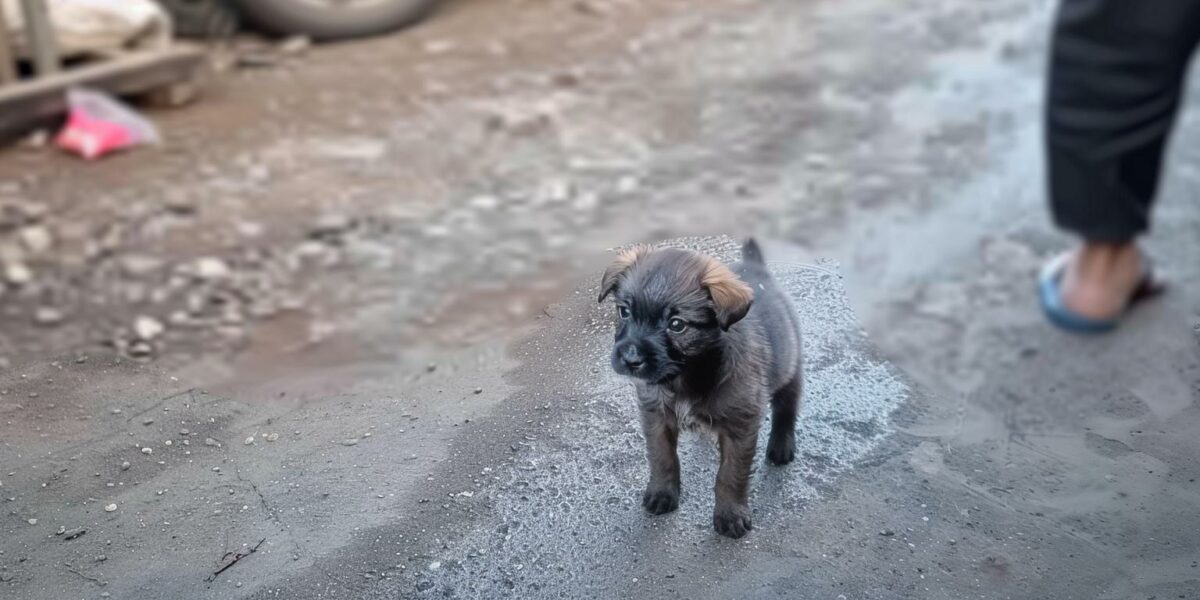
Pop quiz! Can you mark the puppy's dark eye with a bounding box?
[668,317,687,333]
[617,305,630,319]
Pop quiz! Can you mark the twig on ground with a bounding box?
[206,538,266,583]
[62,562,102,585]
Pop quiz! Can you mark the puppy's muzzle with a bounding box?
[614,343,646,375]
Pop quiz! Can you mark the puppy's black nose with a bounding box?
[620,345,645,370]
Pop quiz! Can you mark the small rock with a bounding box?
[119,255,164,278]
[426,363,437,373]
[416,580,435,592]
[237,51,277,69]
[423,39,457,55]
[127,341,154,359]
[133,316,165,341]
[244,436,255,446]
[3,261,33,286]
[468,195,500,211]
[309,213,354,239]
[340,438,360,447]
[56,525,65,535]
[538,178,574,203]
[266,433,279,442]
[121,461,130,471]
[63,529,86,540]
[163,194,195,215]
[18,225,53,254]
[193,257,231,281]
[204,438,220,447]
[141,447,153,455]
[33,307,65,326]
[95,554,107,562]
[279,35,312,55]
[236,221,264,238]
[104,503,117,512]
[474,387,483,395]
[21,129,49,149]
[142,418,155,426]
[27,518,37,525]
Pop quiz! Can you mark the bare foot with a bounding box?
[1060,243,1144,320]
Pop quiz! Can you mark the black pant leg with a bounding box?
[1047,0,1200,241]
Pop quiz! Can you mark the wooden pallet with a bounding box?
[0,0,207,139]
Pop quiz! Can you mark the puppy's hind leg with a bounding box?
[766,374,801,466]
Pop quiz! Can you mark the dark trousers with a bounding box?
[1047,0,1200,241]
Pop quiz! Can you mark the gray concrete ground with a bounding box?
[3,0,1200,598]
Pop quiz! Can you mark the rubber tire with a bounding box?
[233,0,438,41]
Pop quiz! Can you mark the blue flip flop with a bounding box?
[1038,252,1165,333]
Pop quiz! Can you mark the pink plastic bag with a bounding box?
[56,88,160,160]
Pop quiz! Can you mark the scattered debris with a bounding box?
[56,88,161,160]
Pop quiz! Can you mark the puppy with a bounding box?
[599,239,802,538]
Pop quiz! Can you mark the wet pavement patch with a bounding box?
[420,246,910,598]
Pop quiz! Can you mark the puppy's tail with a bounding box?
[741,238,765,266]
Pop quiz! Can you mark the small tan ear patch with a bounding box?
[700,256,754,329]
[598,244,654,302]
[612,244,653,274]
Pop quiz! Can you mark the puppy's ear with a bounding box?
[700,257,754,330]
[598,244,652,302]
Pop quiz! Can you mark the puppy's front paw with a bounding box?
[642,488,680,515]
[766,435,796,465]
[713,505,753,539]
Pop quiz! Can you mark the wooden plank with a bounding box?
[18,0,59,75]
[0,45,206,139]
[0,3,18,83]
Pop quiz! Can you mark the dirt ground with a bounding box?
[2,0,1199,598]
